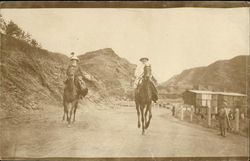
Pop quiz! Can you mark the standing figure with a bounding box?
[172,105,176,116]
[218,101,230,137]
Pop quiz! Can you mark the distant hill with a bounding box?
[158,55,248,96]
[0,33,135,115]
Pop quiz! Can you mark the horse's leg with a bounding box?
[68,102,75,125]
[62,99,66,121]
[136,101,141,128]
[145,103,152,129]
[144,107,149,129]
[140,104,145,135]
[73,101,78,122]
[65,103,70,122]
[66,103,72,127]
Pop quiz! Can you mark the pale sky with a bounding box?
[1,8,249,82]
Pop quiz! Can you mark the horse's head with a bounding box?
[64,76,78,102]
[138,78,152,104]
[65,76,75,91]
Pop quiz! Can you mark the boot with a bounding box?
[150,82,158,103]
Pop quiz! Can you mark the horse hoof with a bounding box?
[67,124,71,128]
[138,124,141,128]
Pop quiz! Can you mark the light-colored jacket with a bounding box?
[133,62,153,88]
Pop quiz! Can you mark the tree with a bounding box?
[19,30,26,40]
[38,42,42,48]
[20,31,32,43]
[3,18,42,48]
[31,39,38,47]
[5,21,22,38]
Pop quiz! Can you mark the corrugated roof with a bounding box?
[189,90,215,94]
[188,90,246,97]
[216,92,247,97]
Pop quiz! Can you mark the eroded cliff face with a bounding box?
[0,34,136,115]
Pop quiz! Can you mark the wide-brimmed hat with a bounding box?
[140,57,149,62]
[70,52,79,61]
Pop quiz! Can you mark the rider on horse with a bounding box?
[133,57,158,103]
[64,52,88,97]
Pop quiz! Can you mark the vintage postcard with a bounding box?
[0,1,249,161]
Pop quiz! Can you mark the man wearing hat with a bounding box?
[218,101,231,137]
[133,57,158,103]
[65,52,81,82]
[64,52,89,96]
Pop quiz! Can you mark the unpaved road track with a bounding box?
[1,103,248,158]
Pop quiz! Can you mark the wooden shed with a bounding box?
[183,90,246,115]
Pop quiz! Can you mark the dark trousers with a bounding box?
[219,118,227,136]
[150,81,158,102]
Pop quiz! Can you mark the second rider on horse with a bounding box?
[133,57,158,103]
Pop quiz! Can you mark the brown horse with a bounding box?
[62,76,88,126]
[135,66,153,135]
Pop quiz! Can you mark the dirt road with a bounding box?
[1,101,248,158]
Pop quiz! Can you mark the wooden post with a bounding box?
[190,105,193,122]
[181,106,184,121]
[235,108,239,132]
[241,113,245,120]
[207,106,211,127]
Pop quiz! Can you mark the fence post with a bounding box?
[241,113,245,120]
[190,105,193,122]
[235,108,239,132]
[207,106,211,127]
[180,106,184,121]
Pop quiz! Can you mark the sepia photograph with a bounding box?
[0,1,249,160]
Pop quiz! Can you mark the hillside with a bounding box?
[78,48,136,97]
[158,55,248,95]
[0,34,135,116]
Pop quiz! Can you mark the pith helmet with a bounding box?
[140,57,149,62]
[70,52,79,61]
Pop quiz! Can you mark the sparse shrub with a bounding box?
[31,39,38,47]
[1,15,42,49]
[5,21,22,38]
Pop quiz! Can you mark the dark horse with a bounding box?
[135,66,153,135]
[63,75,88,126]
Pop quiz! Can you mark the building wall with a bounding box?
[183,91,247,115]
[183,91,196,105]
